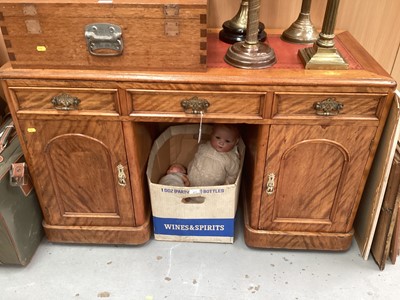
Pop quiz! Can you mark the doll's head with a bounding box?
[210,124,240,153]
[167,163,187,175]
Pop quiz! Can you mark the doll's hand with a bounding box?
[182,174,190,187]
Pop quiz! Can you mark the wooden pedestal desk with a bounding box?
[0,32,397,249]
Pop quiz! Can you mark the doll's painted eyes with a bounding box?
[215,136,232,143]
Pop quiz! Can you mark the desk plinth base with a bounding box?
[42,215,152,245]
[243,198,354,251]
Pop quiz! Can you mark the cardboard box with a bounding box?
[146,124,245,243]
[0,0,207,71]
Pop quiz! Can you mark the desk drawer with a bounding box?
[273,93,383,120]
[10,87,120,115]
[128,90,265,118]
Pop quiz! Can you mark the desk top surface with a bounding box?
[0,31,396,90]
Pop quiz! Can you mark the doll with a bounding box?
[158,163,190,187]
[188,124,240,186]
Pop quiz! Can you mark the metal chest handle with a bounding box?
[85,23,123,57]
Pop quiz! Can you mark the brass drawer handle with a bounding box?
[266,173,275,196]
[51,93,81,111]
[181,96,210,114]
[313,97,344,116]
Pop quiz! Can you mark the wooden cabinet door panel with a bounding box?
[260,124,377,233]
[19,119,135,227]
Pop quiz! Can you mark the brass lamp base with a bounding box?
[219,21,267,44]
[224,41,276,69]
[298,44,349,69]
[281,14,318,44]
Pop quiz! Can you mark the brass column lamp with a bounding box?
[224,0,276,69]
[219,0,266,44]
[298,0,348,69]
[281,0,318,44]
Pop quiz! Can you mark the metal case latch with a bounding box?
[10,162,34,196]
[10,162,29,186]
[85,23,123,56]
[164,4,180,17]
[164,5,180,36]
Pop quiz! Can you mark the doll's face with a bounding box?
[210,126,238,153]
[167,164,186,174]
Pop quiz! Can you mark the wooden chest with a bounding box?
[0,0,208,71]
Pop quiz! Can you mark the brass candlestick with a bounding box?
[281,0,318,44]
[219,0,266,44]
[298,0,348,69]
[224,0,276,69]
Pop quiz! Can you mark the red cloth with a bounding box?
[207,33,362,70]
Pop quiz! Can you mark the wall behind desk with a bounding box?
[209,0,400,85]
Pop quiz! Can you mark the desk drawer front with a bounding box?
[273,93,383,120]
[128,90,265,118]
[11,88,119,115]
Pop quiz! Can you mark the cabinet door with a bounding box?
[260,124,376,233]
[19,119,135,227]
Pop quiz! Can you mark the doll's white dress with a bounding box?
[188,141,240,186]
